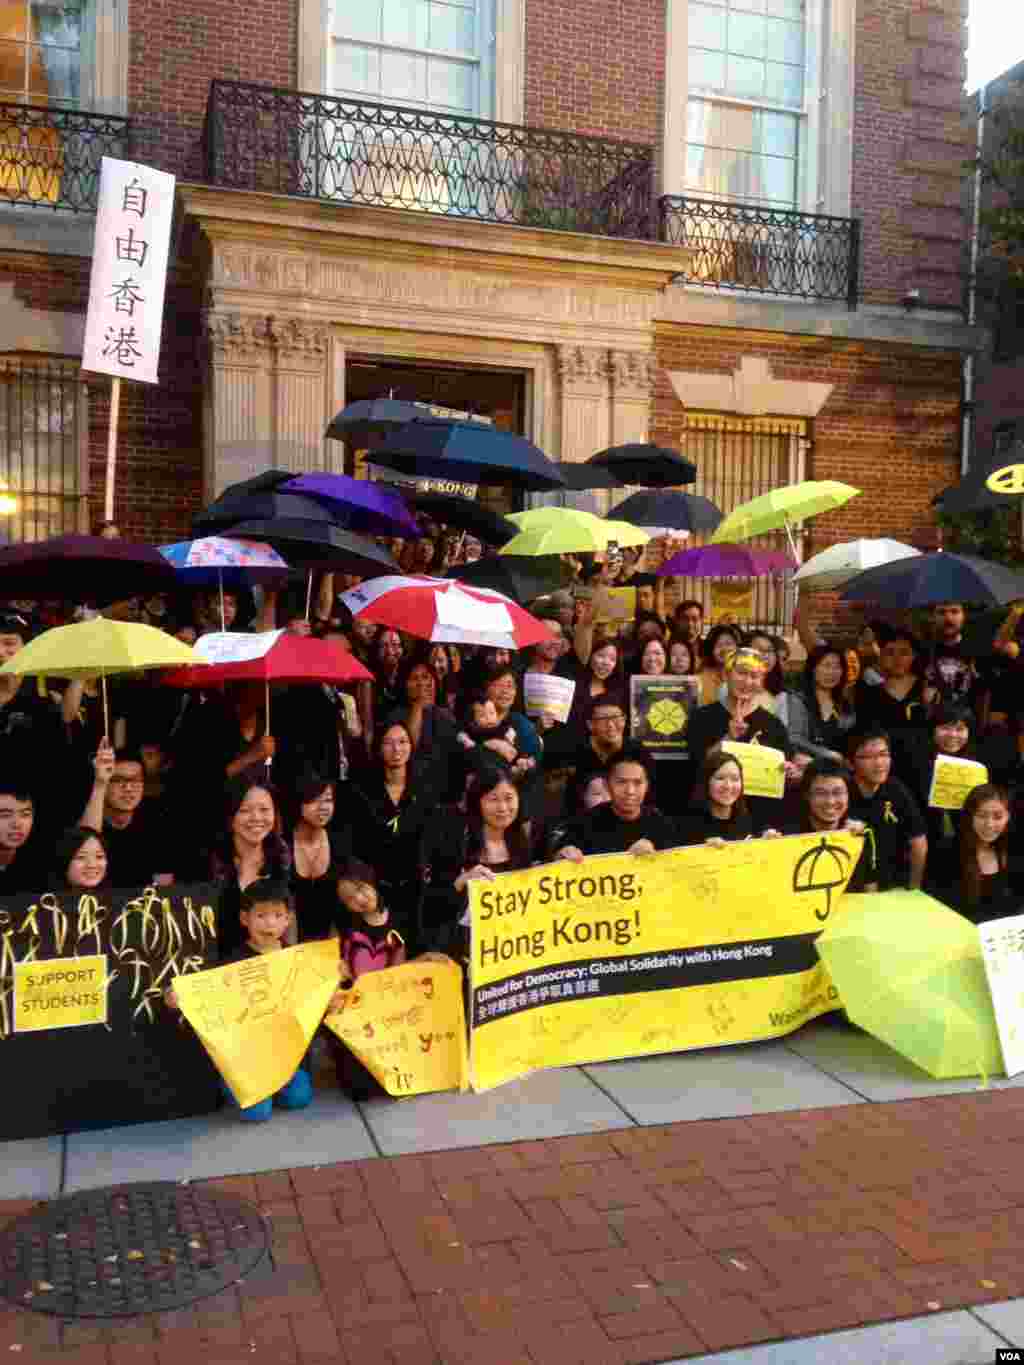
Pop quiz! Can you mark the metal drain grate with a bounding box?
[0,1181,268,1318]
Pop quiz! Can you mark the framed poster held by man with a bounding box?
[630,675,700,754]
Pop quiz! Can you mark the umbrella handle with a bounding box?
[101,674,110,743]
[305,569,313,623]
[219,569,226,631]
[264,678,272,768]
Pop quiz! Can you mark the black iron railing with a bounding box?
[203,79,654,238]
[660,195,861,307]
[0,101,130,212]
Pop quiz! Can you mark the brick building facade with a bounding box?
[0,0,980,617]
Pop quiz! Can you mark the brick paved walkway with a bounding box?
[4,1087,1024,1364]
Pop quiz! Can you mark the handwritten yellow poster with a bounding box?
[928,755,988,810]
[710,580,754,624]
[595,587,636,624]
[14,955,107,1032]
[324,960,468,1096]
[469,832,861,1091]
[721,740,786,799]
[174,940,340,1109]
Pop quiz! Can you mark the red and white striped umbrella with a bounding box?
[339,575,550,649]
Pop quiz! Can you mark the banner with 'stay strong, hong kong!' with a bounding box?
[468,832,861,1091]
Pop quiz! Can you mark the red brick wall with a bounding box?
[852,0,969,307]
[523,0,665,144]
[0,254,203,543]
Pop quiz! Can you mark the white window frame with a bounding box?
[663,0,854,218]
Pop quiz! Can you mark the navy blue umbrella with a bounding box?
[609,490,723,535]
[840,552,1024,608]
[372,418,566,492]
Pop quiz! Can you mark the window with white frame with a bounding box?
[328,0,494,119]
[685,0,805,208]
[0,0,84,107]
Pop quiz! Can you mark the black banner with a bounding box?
[471,932,822,1027]
[0,885,221,1140]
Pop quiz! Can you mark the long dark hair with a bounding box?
[802,644,852,718]
[464,769,531,867]
[282,770,334,832]
[370,627,404,681]
[698,749,749,823]
[395,646,440,707]
[54,825,109,889]
[960,783,1010,907]
[214,774,288,879]
[702,624,741,669]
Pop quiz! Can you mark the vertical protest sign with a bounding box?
[82,157,176,521]
[978,914,1024,1078]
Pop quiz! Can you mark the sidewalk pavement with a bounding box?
[4,1021,1024,1364]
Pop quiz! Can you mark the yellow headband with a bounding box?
[724,646,768,676]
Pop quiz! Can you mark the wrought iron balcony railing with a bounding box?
[203,79,655,239]
[0,101,130,212]
[660,195,861,307]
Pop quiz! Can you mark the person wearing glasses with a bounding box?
[79,739,174,888]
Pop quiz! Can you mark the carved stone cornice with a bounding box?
[557,345,610,393]
[269,315,331,361]
[205,311,274,361]
[610,349,657,399]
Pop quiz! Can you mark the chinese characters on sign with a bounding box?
[82,158,176,386]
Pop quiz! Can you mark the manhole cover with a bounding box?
[0,1181,268,1318]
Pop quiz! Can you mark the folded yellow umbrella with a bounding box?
[0,618,201,737]
[501,508,648,556]
[816,890,1004,1080]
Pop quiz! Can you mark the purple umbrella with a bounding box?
[0,534,178,606]
[657,543,796,577]
[281,472,421,538]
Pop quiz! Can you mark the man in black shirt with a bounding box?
[0,612,70,831]
[0,783,44,894]
[562,699,627,812]
[80,743,173,889]
[924,602,982,708]
[846,729,927,891]
[554,745,677,859]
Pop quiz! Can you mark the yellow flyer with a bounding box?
[174,939,340,1109]
[13,955,107,1032]
[469,833,860,1091]
[928,754,988,810]
[710,580,754,624]
[721,739,786,799]
[324,960,468,1096]
[595,587,636,624]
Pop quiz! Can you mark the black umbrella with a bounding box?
[325,398,426,448]
[609,490,723,535]
[446,555,572,604]
[413,493,519,545]
[840,552,1024,608]
[224,519,398,578]
[194,489,337,537]
[373,418,566,492]
[933,446,1024,516]
[0,534,178,607]
[583,443,697,488]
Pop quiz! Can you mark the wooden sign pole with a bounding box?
[104,376,121,524]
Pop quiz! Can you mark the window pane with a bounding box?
[0,1,29,41]
[726,53,763,97]
[730,0,765,12]
[381,0,428,48]
[427,54,473,109]
[727,10,765,57]
[331,41,381,93]
[765,0,802,18]
[0,40,25,89]
[764,16,802,63]
[29,41,77,98]
[760,108,796,155]
[429,0,474,55]
[30,0,79,47]
[688,48,725,90]
[333,0,381,42]
[763,59,802,105]
[760,152,796,202]
[381,48,427,101]
[688,2,725,51]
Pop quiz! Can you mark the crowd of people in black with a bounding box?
[1,526,1021,1114]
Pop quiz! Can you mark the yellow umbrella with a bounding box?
[501,508,649,556]
[0,618,201,738]
[710,481,861,556]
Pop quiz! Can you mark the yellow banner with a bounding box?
[710,580,754,625]
[928,755,989,811]
[14,955,107,1032]
[324,960,468,1096]
[469,833,860,1091]
[721,740,787,799]
[174,940,340,1109]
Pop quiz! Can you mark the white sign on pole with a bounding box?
[193,631,284,665]
[978,914,1024,1078]
[82,157,176,386]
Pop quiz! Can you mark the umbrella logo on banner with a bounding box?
[792,838,852,922]
[985,465,1024,495]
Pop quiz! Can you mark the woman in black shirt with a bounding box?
[677,750,754,845]
[553,745,677,860]
[926,783,1020,924]
[285,772,351,941]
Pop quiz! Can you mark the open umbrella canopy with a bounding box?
[340,575,550,649]
[158,536,291,588]
[816,890,1004,1080]
[372,418,566,492]
[224,519,399,577]
[711,481,861,545]
[446,554,573,604]
[658,543,795,578]
[793,538,920,592]
[840,551,1024,608]
[162,629,373,689]
[501,508,648,557]
[0,534,178,607]
[933,446,1024,516]
[193,481,337,537]
[586,443,697,488]
[0,617,199,680]
[280,472,421,538]
[609,490,723,535]
[325,398,426,448]
[412,492,519,545]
